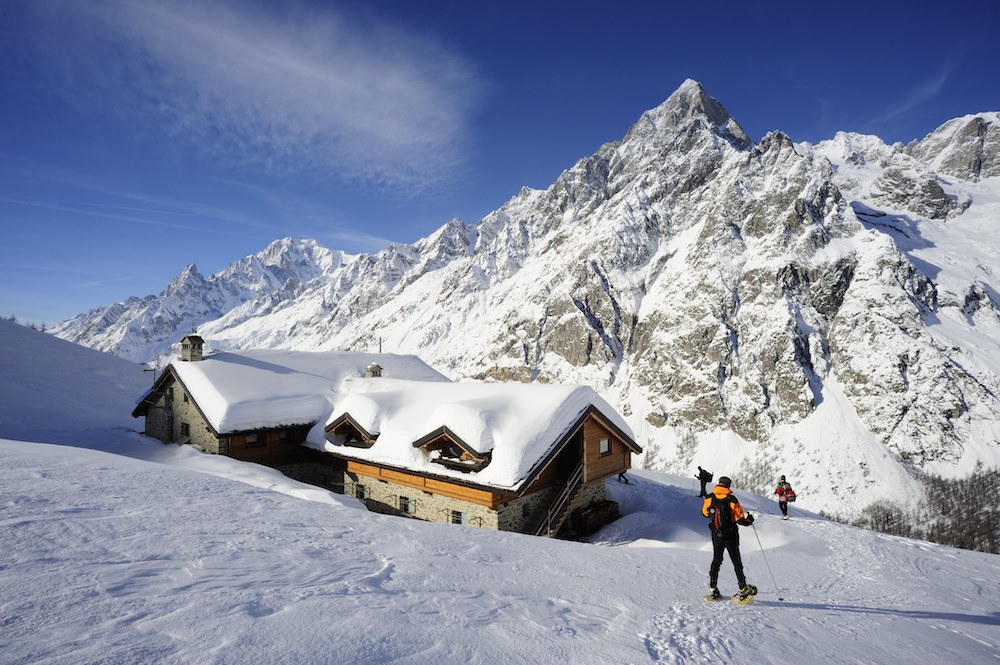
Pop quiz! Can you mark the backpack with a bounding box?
[779,482,797,502]
[707,493,738,535]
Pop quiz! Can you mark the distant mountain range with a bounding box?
[52,79,1000,526]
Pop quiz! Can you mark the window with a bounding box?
[450,510,467,525]
[183,393,189,403]
[599,438,612,456]
[355,485,367,500]
[245,432,263,448]
[399,496,414,514]
[180,423,190,437]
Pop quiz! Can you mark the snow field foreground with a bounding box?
[2,436,998,665]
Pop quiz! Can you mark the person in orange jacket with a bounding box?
[702,476,757,601]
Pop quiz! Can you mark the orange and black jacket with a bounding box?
[701,485,749,532]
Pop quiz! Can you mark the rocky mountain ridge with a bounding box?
[52,80,1000,523]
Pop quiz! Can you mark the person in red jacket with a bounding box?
[701,476,757,601]
[774,475,794,519]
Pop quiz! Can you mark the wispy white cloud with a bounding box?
[14,0,483,192]
[868,55,961,130]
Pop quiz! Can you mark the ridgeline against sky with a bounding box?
[2,0,999,325]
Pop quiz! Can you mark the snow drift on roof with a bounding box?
[309,377,634,492]
[171,350,450,433]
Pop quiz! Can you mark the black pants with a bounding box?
[709,529,746,589]
[779,500,788,516]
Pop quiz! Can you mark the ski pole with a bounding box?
[750,522,783,601]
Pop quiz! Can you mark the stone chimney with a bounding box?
[180,335,205,362]
[365,362,383,378]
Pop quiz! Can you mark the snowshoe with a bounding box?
[702,587,724,602]
[732,584,757,604]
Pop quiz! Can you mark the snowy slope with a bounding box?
[0,318,151,445]
[2,321,999,664]
[6,442,1000,665]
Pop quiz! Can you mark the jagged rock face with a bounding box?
[907,113,1000,180]
[871,168,955,219]
[52,81,1000,518]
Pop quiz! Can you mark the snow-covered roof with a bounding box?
[307,377,635,491]
[161,349,636,493]
[169,350,450,433]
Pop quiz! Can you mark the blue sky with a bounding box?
[2,0,998,326]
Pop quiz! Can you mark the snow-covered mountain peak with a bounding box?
[163,264,206,298]
[50,80,1000,534]
[624,78,752,150]
[809,131,895,168]
[907,112,1000,180]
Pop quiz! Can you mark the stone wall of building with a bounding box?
[169,384,221,453]
[143,393,172,442]
[497,486,559,533]
[505,480,608,535]
[346,473,500,528]
[276,461,611,536]
[140,380,221,453]
[575,479,608,508]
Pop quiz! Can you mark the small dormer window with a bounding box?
[414,427,491,473]
[327,413,377,448]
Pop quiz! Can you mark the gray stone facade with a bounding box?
[142,381,222,453]
[344,473,501,528]
[281,460,611,535]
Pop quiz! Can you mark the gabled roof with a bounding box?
[326,412,378,447]
[306,376,639,493]
[413,426,491,471]
[132,350,450,433]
